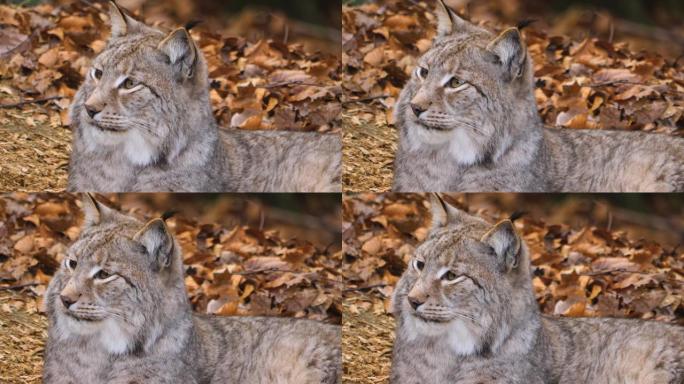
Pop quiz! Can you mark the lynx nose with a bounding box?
[85,104,102,119]
[410,103,426,117]
[408,296,425,310]
[60,294,78,309]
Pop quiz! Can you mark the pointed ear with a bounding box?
[430,193,469,229]
[81,193,114,226]
[158,28,198,80]
[134,218,174,270]
[481,220,521,272]
[435,0,471,37]
[487,28,527,82]
[109,1,144,38]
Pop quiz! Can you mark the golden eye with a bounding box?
[66,258,77,270]
[447,77,465,88]
[92,68,103,80]
[121,78,137,89]
[416,66,428,79]
[413,259,425,271]
[94,269,111,280]
[443,271,458,281]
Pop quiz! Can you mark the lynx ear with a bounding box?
[134,218,174,270]
[158,28,198,80]
[430,193,469,229]
[81,193,115,226]
[109,1,144,38]
[487,28,527,82]
[436,0,471,37]
[481,220,521,272]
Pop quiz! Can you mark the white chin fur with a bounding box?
[407,121,451,148]
[406,120,484,166]
[56,312,104,338]
[83,122,126,152]
[404,314,479,356]
[83,122,158,166]
[123,129,157,166]
[449,128,483,166]
[56,313,135,355]
[99,318,135,354]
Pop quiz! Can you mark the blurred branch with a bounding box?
[0,96,63,109]
[615,18,684,48]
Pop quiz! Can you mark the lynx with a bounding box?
[393,0,683,192]
[68,2,341,193]
[43,195,341,384]
[390,194,684,383]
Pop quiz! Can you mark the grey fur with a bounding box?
[67,2,340,193]
[393,1,683,192]
[43,195,341,384]
[390,194,684,383]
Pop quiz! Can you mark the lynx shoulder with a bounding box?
[67,2,340,193]
[43,194,341,384]
[393,0,683,192]
[390,194,684,383]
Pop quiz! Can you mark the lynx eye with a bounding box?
[94,269,113,281]
[415,66,428,80]
[66,258,77,270]
[442,271,466,284]
[413,259,425,271]
[447,77,466,89]
[121,78,138,90]
[91,68,103,81]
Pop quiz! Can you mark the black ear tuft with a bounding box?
[161,210,178,221]
[516,19,537,31]
[430,193,473,230]
[81,193,116,226]
[184,20,202,31]
[509,210,526,223]
[435,0,474,37]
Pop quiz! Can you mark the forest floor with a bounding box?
[0,291,46,384]
[342,109,396,193]
[343,295,394,384]
[0,96,70,192]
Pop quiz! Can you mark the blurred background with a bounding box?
[0,193,341,250]
[448,193,684,248]
[21,0,342,54]
[344,0,684,58]
[116,193,342,248]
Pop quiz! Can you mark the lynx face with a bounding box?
[397,1,534,165]
[47,195,180,354]
[71,3,207,166]
[393,195,529,356]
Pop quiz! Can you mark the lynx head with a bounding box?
[45,194,189,355]
[71,1,212,166]
[392,194,537,356]
[396,0,539,165]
